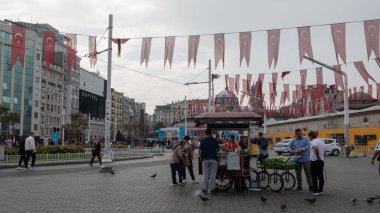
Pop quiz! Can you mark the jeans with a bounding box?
[202,159,218,190]
[295,161,312,188]
[18,152,27,167]
[25,150,36,168]
[310,160,325,193]
[170,163,183,184]
[182,159,196,181]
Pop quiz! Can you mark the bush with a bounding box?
[5,145,85,155]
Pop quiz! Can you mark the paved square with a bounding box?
[0,153,379,213]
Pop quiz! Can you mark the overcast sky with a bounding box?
[1,0,380,114]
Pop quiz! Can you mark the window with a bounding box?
[324,139,334,144]
[35,77,40,83]
[34,124,38,131]
[35,100,39,107]
[36,53,40,60]
[34,112,38,119]
[3,83,7,90]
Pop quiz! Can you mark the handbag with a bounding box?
[227,152,240,170]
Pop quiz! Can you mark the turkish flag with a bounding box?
[44,31,56,67]
[11,25,26,68]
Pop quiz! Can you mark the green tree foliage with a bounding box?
[65,113,88,145]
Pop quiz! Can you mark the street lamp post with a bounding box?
[303,56,350,148]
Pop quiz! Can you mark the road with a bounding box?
[0,153,379,213]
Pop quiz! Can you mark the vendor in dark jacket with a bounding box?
[90,136,102,166]
[16,135,27,170]
[253,132,269,163]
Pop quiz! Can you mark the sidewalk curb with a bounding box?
[0,155,155,169]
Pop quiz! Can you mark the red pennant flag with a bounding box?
[353,87,357,104]
[333,65,345,91]
[368,85,373,104]
[268,29,281,68]
[66,34,77,73]
[281,71,290,79]
[214,33,225,69]
[224,74,229,90]
[280,92,285,106]
[112,38,129,57]
[235,74,240,95]
[298,26,314,64]
[316,67,323,85]
[212,74,220,82]
[354,61,377,84]
[228,77,235,93]
[239,32,252,67]
[364,20,380,59]
[247,74,252,93]
[292,90,297,104]
[140,37,152,68]
[11,25,26,68]
[300,69,307,90]
[360,86,365,104]
[240,94,245,105]
[269,83,276,108]
[284,84,290,103]
[88,36,97,68]
[272,72,278,96]
[44,31,56,67]
[331,23,346,64]
[164,36,175,69]
[188,35,200,68]
[256,74,264,98]
[242,79,248,94]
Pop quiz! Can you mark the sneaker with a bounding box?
[178,182,185,186]
[312,193,320,196]
[319,192,325,195]
[183,179,187,183]
[16,167,22,170]
[296,186,302,191]
[202,188,208,193]
[192,180,199,184]
[172,183,179,186]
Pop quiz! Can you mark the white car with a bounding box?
[274,139,292,155]
[274,138,341,156]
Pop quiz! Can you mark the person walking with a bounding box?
[16,135,27,170]
[288,128,313,191]
[370,140,380,174]
[25,132,36,170]
[308,131,326,196]
[182,135,199,184]
[90,137,102,166]
[168,141,184,186]
[254,132,269,163]
[199,128,220,193]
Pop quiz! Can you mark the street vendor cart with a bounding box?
[195,111,263,192]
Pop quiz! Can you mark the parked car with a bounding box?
[274,138,341,156]
[274,139,292,155]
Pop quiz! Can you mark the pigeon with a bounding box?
[150,173,157,179]
[351,198,357,204]
[198,194,210,201]
[260,195,267,203]
[280,203,287,210]
[304,197,316,204]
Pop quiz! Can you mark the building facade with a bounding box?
[111,88,123,139]
[79,68,106,141]
[0,21,42,136]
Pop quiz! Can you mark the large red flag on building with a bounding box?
[11,25,26,68]
[44,31,56,67]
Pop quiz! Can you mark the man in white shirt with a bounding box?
[308,131,325,196]
[25,132,36,169]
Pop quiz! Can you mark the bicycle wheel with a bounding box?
[216,171,233,191]
[268,173,284,192]
[281,171,296,190]
[256,171,270,189]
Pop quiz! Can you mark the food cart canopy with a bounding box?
[194,112,263,128]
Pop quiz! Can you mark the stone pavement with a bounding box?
[0,153,379,213]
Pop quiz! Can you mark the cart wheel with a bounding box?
[216,171,233,191]
[256,171,269,189]
[268,173,284,192]
[281,172,296,190]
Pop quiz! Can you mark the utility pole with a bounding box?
[101,14,113,172]
[303,56,350,148]
[208,60,211,113]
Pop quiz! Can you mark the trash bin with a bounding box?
[345,145,354,157]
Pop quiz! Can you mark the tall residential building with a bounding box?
[0,21,42,136]
[111,88,123,139]
[122,96,135,139]
[79,68,106,141]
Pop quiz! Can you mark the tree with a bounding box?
[65,112,88,145]
[154,121,166,130]
[7,112,20,136]
[116,130,123,141]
